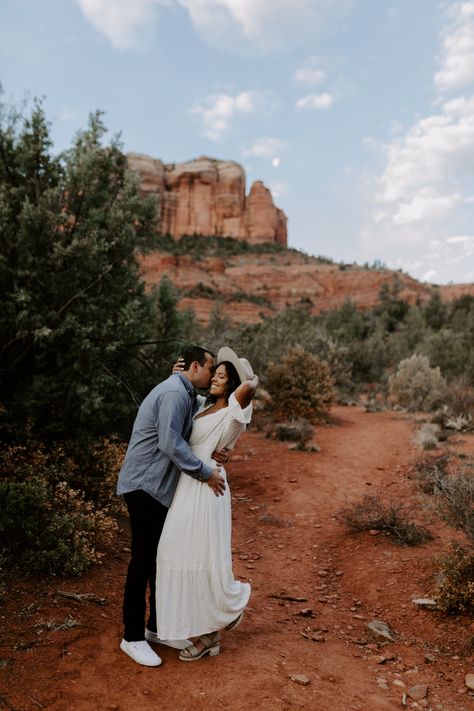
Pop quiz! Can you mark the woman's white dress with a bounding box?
[155,393,252,640]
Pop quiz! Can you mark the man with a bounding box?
[117,345,226,667]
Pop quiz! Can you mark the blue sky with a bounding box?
[1,0,474,285]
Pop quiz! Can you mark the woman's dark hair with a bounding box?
[208,361,241,403]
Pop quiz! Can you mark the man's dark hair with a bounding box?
[182,345,215,370]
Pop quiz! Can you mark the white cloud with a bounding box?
[434,1,474,92]
[293,56,326,85]
[391,189,461,225]
[446,234,474,246]
[361,2,474,286]
[178,0,350,50]
[377,96,474,210]
[241,137,288,159]
[75,0,169,49]
[75,0,351,51]
[296,92,333,110]
[191,90,276,140]
[360,223,474,284]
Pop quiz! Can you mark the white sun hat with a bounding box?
[217,346,255,384]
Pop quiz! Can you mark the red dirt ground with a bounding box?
[1,406,474,711]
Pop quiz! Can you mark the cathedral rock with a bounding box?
[127,153,288,246]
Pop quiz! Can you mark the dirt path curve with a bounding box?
[2,406,474,711]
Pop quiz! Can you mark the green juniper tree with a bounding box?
[0,101,179,442]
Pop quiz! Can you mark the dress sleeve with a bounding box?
[228,391,253,424]
[217,393,253,450]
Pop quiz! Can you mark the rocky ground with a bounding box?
[1,405,474,711]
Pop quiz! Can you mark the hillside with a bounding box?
[139,241,474,324]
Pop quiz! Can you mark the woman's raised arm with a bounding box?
[233,375,259,408]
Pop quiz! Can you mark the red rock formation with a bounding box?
[243,181,287,245]
[139,248,474,325]
[127,154,287,246]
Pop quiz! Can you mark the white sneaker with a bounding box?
[145,629,191,650]
[120,639,162,666]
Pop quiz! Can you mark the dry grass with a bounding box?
[340,495,433,546]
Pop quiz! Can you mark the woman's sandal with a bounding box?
[224,610,244,631]
[179,632,220,662]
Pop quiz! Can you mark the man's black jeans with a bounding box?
[122,490,168,642]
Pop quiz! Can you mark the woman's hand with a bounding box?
[172,356,185,374]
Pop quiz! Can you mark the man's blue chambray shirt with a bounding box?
[116,373,213,507]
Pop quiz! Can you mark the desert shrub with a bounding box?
[388,353,447,412]
[0,440,119,575]
[414,423,441,450]
[0,478,117,576]
[340,495,432,546]
[446,376,474,420]
[412,454,450,494]
[66,438,127,515]
[266,346,335,422]
[274,418,313,446]
[431,466,474,544]
[435,543,474,614]
[0,437,126,513]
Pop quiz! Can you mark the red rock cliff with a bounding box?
[127,153,287,246]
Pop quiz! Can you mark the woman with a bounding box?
[155,346,258,661]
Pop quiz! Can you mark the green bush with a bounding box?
[0,478,117,576]
[389,353,447,411]
[0,440,119,576]
[266,345,335,422]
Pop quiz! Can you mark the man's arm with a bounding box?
[156,390,225,496]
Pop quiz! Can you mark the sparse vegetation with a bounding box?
[414,423,442,450]
[435,543,474,614]
[340,495,433,546]
[412,453,450,494]
[413,454,474,614]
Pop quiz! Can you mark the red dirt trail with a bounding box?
[1,406,474,711]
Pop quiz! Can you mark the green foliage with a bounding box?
[220,306,354,396]
[149,275,197,382]
[266,345,335,421]
[374,278,410,332]
[154,233,288,258]
[0,100,195,442]
[0,441,118,575]
[389,354,447,411]
[0,478,116,576]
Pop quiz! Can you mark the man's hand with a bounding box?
[207,467,226,497]
[211,447,230,466]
